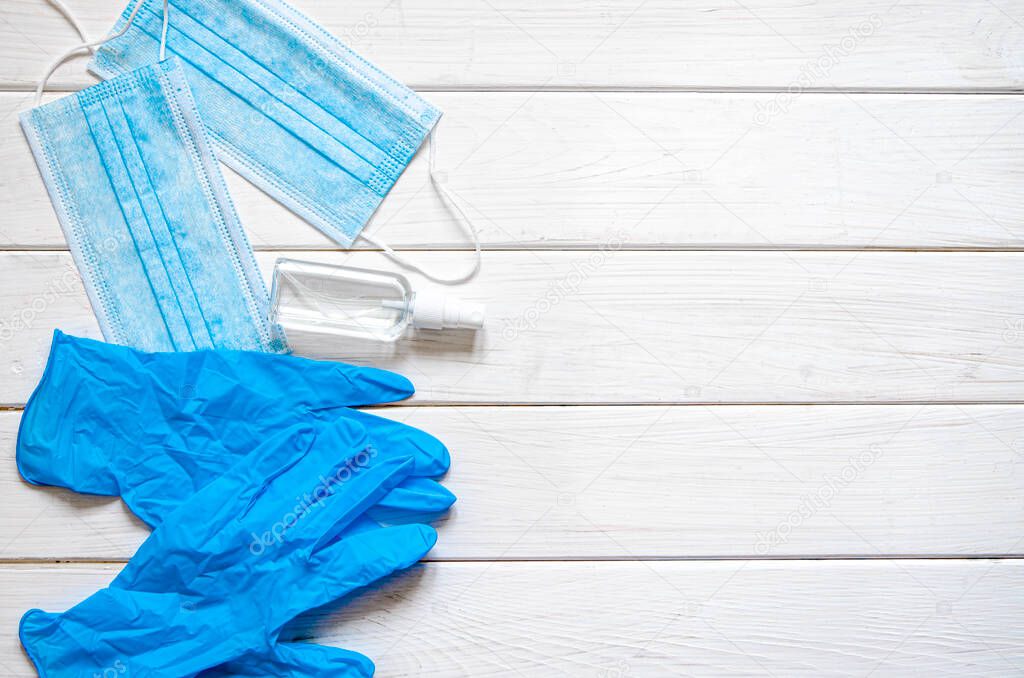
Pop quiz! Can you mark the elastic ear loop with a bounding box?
[34,0,170,106]
[358,129,483,285]
[46,0,92,46]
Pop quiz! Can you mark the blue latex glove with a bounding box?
[17,331,454,676]
[17,330,454,524]
[20,419,436,677]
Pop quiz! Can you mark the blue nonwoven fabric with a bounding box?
[90,0,440,247]
[21,58,284,353]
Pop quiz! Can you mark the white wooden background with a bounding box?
[1,1,1023,675]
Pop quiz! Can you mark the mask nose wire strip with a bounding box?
[358,130,483,285]
[33,0,170,106]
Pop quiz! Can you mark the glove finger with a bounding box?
[369,477,456,522]
[225,417,413,552]
[306,524,437,609]
[213,349,414,406]
[118,419,386,589]
[234,417,370,511]
[345,409,450,477]
[200,642,374,678]
[54,329,414,407]
[112,425,450,532]
[296,454,415,552]
[112,421,328,588]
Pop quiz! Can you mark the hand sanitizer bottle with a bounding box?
[269,258,486,342]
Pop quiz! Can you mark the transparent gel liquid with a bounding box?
[270,259,413,342]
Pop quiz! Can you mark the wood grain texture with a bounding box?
[1,0,1023,91]
[2,2,1022,673]
[1,560,1023,676]
[3,92,1024,250]
[2,405,1023,560]
[0,251,1021,405]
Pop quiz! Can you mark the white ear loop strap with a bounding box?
[47,0,92,46]
[34,0,169,106]
[359,129,482,285]
[158,0,169,60]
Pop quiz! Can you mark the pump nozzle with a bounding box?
[411,289,486,330]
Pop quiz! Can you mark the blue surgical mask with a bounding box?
[89,0,441,251]
[22,57,285,353]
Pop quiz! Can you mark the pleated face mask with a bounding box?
[89,0,442,250]
[22,57,285,353]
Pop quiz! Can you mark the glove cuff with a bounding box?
[20,588,255,676]
[19,609,61,678]
[16,330,122,494]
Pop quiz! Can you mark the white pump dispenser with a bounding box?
[403,288,485,330]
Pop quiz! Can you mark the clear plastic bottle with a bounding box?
[269,258,485,342]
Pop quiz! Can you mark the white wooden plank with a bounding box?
[0,251,1021,405]
[1,560,1022,675]
[3,92,1023,251]
[3,405,1023,560]
[1,0,1023,90]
